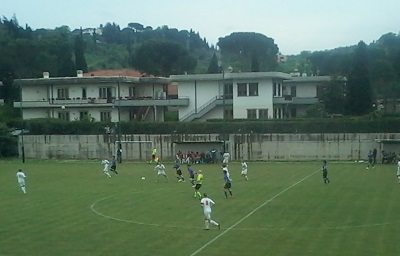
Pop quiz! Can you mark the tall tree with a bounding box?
[345,41,373,115]
[74,28,88,72]
[250,52,260,72]
[207,53,219,73]
[218,32,279,72]
[132,40,197,76]
[322,77,346,114]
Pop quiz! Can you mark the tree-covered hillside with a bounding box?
[1,15,400,117]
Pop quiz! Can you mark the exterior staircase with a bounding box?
[180,96,222,122]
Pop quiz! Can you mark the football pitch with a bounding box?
[1,160,399,256]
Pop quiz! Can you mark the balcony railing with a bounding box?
[14,96,190,108]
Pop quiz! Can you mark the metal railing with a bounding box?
[180,96,221,122]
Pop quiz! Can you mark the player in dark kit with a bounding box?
[223,169,233,198]
[110,155,118,174]
[321,160,330,184]
[187,164,195,186]
[174,162,185,182]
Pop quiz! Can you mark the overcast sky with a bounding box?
[2,0,400,55]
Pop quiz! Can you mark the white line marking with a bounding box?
[189,169,319,256]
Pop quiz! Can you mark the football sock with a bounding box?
[224,191,228,199]
[205,220,210,229]
[21,186,26,194]
[210,220,218,226]
[229,190,232,196]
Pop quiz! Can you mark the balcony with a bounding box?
[115,97,189,107]
[14,98,113,108]
[273,97,318,105]
[14,96,190,109]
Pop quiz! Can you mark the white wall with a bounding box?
[233,79,274,119]
[23,108,49,119]
[178,80,221,119]
[18,133,395,161]
[296,84,317,97]
[22,86,47,101]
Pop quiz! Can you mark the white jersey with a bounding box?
[223,153,230,164]
[16,171,26,184]
[241,162,248,174]
[200,197,215,213]
[101,160,110,172]
[222,166,230,176]
[155,164,166,175]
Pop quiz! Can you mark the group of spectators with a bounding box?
[175,149,221,164]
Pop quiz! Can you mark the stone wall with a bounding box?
[18,133,400,161]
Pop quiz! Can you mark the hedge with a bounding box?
[7,117,400,135]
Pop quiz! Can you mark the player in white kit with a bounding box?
[154,162,168,182]
[241,160,248,181]
[16,169,27,194]
[200,193,220,230]
[222,152,230,165]
[101,159,112,178]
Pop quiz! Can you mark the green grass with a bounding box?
[1,160,399,256]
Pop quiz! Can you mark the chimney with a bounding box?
[43,72,50,79]
[77,70,83,78]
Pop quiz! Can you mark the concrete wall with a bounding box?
[18,133,400,161]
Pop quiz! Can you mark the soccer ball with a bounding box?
[141,177,146,180]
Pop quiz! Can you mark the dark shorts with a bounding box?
[111,165,116,171]
[189,174,194,179]
[224,182,231,189]
[195,184,202,190]
[177,169,182,175]
[323,172,328,179]
[152,154,156,160]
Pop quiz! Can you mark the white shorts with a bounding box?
[203,210,211,220]
[223,158,229,164]
[158,170,166,176]
[18,180,25,187]
[241,169,248,175]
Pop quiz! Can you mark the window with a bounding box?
[249,83,259,96]
[290,86,297,97]
[100,111,111,122]
[224,83,233,99]
[99,87,113,99]
[274,107,283,119]
[273,81,282,97]
[129,87,136,98]
[82,88,87,99]
[57,88,69,99]
[247,109,257,119]
[80,111,88,120]
[58,111,70,121]
[237,83,247,96]
[259,109,269,119]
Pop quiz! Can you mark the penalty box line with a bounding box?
[189,169,320,256]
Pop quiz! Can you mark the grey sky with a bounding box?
[2,0,400,55]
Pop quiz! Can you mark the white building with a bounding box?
[171,72,334,121]
[13,71,339,122]
[13,72,188,122]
